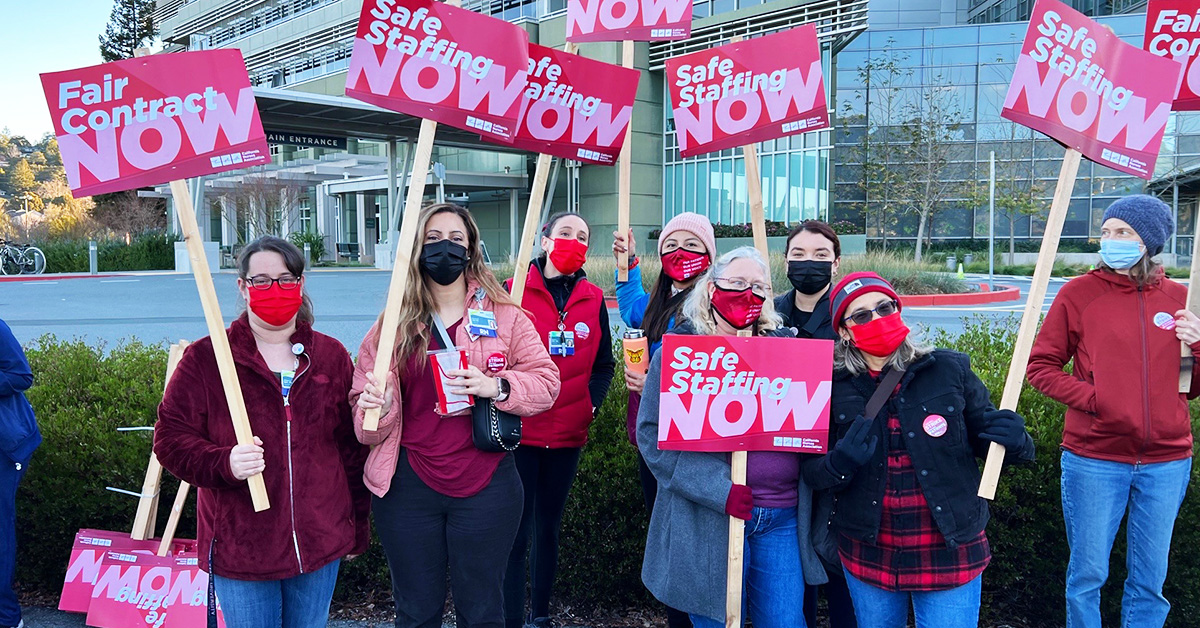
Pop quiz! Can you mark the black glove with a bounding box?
[828,415,878,476]
[979,409,1028,450]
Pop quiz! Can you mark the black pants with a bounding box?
[637,452,693,628]
[802,564,858,628]
[503,447,583,626]
[374,450,524,628]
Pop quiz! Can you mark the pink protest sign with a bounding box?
[84,551,224,628]
[657,335,832,453]
[39,50,270,197]
[345,0,530,143]
[665,25,829,158]
[1002,0,1180,179]
[566,0,692,42]
[1145,0,1200,110]
[507,44,640,165]
[58,529,195,613]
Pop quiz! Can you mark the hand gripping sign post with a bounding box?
[658,335,833,627]
[977,0,1180,498]
[41,50,273,511]
[508,42,640,302]
[345,0,529,430]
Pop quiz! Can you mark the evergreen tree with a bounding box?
[98,0,156,62]
[7,159,36,197]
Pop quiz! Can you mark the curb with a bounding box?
[901,284,1021,307]
[0,274,125,282]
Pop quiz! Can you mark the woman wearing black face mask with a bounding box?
[775,221,840,340]
[351,204,560,628]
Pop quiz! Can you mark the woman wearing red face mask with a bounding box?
[801,272,1035,628]
[502,212,616,628]
[155,236,370,628]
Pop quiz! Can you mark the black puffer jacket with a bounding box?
[802,349,1035,548]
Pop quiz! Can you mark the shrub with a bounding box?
[837,253,968,295]
[288,231,327,265]
[27,232,176,273]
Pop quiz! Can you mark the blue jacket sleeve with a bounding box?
[615,264,650,328]
[0,320,33,398]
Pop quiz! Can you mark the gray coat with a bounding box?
[637,327,828,621]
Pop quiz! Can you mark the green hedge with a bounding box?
[31,232,177,273]
[15,323,1200,626]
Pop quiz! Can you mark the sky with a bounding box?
[0,0,120,141]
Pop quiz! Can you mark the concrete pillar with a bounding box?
[220,197,236,246]
[509,188,518,262]
[356,192,368,263]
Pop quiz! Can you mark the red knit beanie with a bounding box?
[830,272,902,331]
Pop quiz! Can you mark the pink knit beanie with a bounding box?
[658,212,717,263]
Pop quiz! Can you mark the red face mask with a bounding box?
[661,248,711,282]
[548,237,587,275]
[247,283,303,327]
[710,285,765,330]
[849,312,910,357]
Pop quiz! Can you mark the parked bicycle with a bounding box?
[0,240,47,275]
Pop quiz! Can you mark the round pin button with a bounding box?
[1154,311,1177,331]
[486,352,507,373]
[923,414,948,438]
[574,321,591,340]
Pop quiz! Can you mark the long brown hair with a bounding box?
[381,203,516,367]
[1097,254,1163,288]
[237,235,314,324]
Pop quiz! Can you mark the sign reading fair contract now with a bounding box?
[657,335,832,453]
[665,25,829,158]
[1002,0,1179,179]
[1145,0,1200,110]
[40,50,270,197]
[346,0,530,143]
[508,44,640,165]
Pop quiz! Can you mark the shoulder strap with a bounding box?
[864,366,905,420]
[430,314,456,350]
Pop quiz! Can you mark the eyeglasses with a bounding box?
[247,274,300,290]
[843,300,898,326]
[715,276,770,296]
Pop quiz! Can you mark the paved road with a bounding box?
[1,270,1068,350]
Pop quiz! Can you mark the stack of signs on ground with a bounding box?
[1145,0,1200,110]
[509,44,640,165]
[566,0,692,41]
[657,336,833,453]
[345,0,530,143]
[39,49,271,196]
[665,24,830,158]
[1002,0,1179,179]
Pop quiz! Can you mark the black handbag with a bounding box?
[431,314,521,452]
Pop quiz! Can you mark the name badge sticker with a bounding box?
[280,370,296,398]
[468,308,499,337]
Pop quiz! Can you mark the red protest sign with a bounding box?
[85,551,224,628]
[58,529,195,613]
[40,50,270,197]
[345,0,530,143]
[1145,0,1200,110]
[1002,0,1179,179]
[566,0,692,42]
[657,335,832,453]
[666,25,829,158]
[507,44,639,165]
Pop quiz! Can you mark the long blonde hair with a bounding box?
[681,246,783,335]
[379,203,516,368]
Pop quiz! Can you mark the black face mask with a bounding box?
[420,239,469,286]
[787,260,834,296]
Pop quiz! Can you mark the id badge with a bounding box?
[549,331,576,356]
[280,370,295,398]
[467,308,498,338]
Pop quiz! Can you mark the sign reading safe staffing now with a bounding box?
[665,25,829,158]
[345,0,530,143]
[507,44,640,165]
[657,335,833,453]
[39,49,270,197]
[565,0,692,42]
[1002,0,1179,179]
[1145,0,1200,110]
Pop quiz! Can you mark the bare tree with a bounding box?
[216,170,308,244]
[91,190,166,235]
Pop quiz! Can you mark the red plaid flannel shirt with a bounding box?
[838,408,990,591]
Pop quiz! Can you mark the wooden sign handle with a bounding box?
[169,180,270,512]
[725,328,753,628]
[1179,232,1200,392]
[156,482,191,557]
[131,340,190,539]
[616,40,634,283]
[978,148,1081,500]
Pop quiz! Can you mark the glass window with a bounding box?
[665,165,676,218]
[674,164,684,218]
[804,152,819,219]
[694,161,709,218]
[871,30,923,49]
[925,46,979,67]
[931,27,979,47]
[709,161,723,224]
[721,158,734,223]
[760,157,773,222]
[734,157,747,224]
[684,162,697,214]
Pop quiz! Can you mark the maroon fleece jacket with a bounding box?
[155,315,370,580]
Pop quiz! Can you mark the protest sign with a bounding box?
[566,0,691,42]
[1002,0,1179,179]
[85,551,223,628]
[58,530,194,613]
[657,335,832,453]
[39,50,269,197]
[345,0,530,143]
[666,25,829,158]
[1145,0,1200,110]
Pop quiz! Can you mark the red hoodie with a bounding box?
[1027,269,1200,464]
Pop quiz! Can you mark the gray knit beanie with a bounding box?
[1102,194,1174,256]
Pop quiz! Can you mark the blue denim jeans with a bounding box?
[689,506,807,628]
[842,569,981,628]
[0,459,26,628]
[1061,450,1191,628]
[213,558,340,628]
